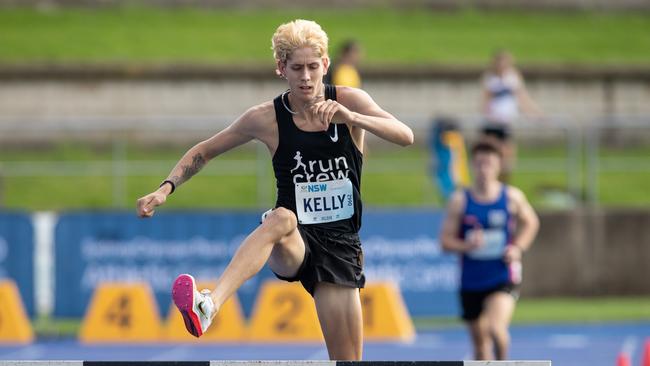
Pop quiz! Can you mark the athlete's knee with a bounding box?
[490,323,510,342]
[263,207,297,235]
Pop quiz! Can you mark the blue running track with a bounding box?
[1,322,648,366]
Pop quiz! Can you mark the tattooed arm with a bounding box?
[136,103,273,218]
[164,151,207,191]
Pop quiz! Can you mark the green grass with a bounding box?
[513,296,650,324]
[413,296,650,330]
[1,142,649,210]
[0,7,649,65]
[513,145,650,207]
[33,316,82,339]
[32,296,650,337]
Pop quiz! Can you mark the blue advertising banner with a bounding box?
[54,210,459,318]
[54,211,266,317]
[361,209,459,317]
[0,212,35,316]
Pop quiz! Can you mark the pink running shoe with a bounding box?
[171,274,215,337]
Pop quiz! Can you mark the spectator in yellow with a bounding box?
[327,40,362,88]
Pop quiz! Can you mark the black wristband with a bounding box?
[160,180,176,194]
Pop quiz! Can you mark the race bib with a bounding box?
[467,228,507,260]
[295,178,354,224]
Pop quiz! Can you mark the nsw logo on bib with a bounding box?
[466,228,507,260]
[295,178,354,224]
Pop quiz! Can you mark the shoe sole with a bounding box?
[172,274,203,338]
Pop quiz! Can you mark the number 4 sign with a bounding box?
[79,282,163,343]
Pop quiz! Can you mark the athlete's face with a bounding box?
[279,47,329,102]
[472,151,501,184]
[493,53,513,75]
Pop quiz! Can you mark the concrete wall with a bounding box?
[1,67,649,139]
[522,209,650,297]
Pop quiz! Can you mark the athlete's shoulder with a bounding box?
[446,189,467,214]
[238,101,275,125]
[230,101,277,139]
[505,184,537,219]
[245,101,275,118]
[505,184,527,203]
[335,85,370,107]
[335,85,364,96]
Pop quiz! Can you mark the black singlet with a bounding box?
[272,85,363,233]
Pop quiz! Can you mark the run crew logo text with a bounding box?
[289,151,350,183]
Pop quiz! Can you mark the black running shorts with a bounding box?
[460,282,519,321]
[481,123,512,142]
[274,224,366,296]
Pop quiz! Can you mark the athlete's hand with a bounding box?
[136,188,168,218]
[465,228,485,252]
[503,244,523,263]
[309,99,355,131]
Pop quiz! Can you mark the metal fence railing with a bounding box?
[0,116,648,208]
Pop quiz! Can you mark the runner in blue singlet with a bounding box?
[440,140,539,360]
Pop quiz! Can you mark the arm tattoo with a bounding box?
[183,153,206,180]
[170,153,206,187]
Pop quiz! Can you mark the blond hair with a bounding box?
[271,19,329,66]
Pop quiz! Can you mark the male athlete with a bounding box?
[136,19,413,360]
[440,140,539,360]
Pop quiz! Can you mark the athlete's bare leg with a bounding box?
[313,282,363,360]
[208,207,306,310]
[468,314,494,360]
[499,140,516,183]
[484,291,516,360]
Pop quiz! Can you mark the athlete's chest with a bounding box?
[280,120,346,152]
[463,196,510,230]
